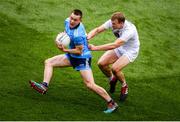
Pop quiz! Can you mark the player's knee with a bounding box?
[97,60,106,68]
[44,59,52,66]
[85,82,94,89]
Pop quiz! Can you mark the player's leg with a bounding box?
[98,50,118,78]
[30,54,71,94]
[43,54,71,85]
[80,69,111,101]
[97,50,119,93]
[79,69,118,113]
[111,55,130,101]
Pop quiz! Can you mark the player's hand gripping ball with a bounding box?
[55,32,70,47]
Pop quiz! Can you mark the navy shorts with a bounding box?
[65,53,91,71]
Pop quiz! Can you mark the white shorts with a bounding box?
[114,46,139,62]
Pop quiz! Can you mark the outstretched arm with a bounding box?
[89,38,125,51]
[87,24,106,41]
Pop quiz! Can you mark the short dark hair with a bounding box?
[72,9,83,18]
[111,12,125,23]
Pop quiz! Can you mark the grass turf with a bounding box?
[0,0,180,120]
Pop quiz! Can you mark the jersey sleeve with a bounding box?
[119,29,134,42]
[102,19,112,29]
[64,18,69,29]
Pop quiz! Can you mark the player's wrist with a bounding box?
[63,48,69,53]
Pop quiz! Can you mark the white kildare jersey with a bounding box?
[103,20,140,53]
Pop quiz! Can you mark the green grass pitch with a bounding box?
[0,0,180,120]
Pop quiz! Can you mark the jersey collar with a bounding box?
[70,23,80,30]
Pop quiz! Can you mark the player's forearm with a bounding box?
[87,28,99,40]
[93,41,124,51]
[95,43,117,51]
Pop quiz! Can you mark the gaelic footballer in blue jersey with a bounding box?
[29,9,118,113]
[63,16,91,71]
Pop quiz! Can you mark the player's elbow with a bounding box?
[75,49,83,55]
[114,41,124,48]
[75,45,83,55]
[96,27,103,33]
[77,50,82,55]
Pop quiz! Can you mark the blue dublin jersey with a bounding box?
[64,18,91,58]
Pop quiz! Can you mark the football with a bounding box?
[55,32,70,47]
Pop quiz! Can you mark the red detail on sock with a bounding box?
[121,85,128,94]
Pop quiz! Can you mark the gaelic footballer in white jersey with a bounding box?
[103,20,140,62]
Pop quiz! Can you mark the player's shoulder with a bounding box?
[64,18,70,25]
[65,17,70,22]
[103,19,112,29]
[106,19,111,23]
[121,20,134,33]
[79,22,85,29]
[74,23,86,37]
[125,20,136,29]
